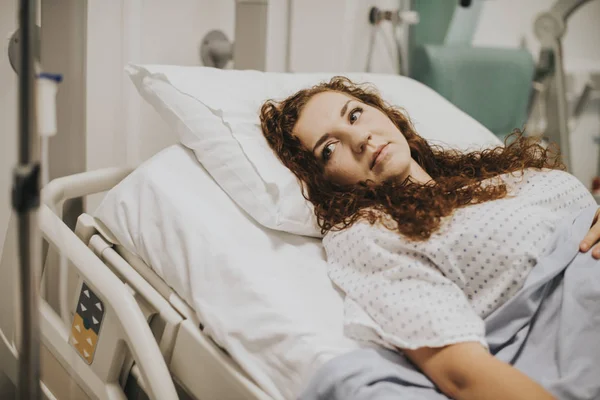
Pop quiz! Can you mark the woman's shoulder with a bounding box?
[324,219,372,241]
[489,167,570,189]
[503,167,569,180]
[323,216,400,248]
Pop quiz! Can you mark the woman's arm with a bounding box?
[404,342,555,400]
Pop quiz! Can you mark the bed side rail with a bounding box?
[40,168,178,400]
[43,167,133,216]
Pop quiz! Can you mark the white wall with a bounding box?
[137,0,235,160]
[290,0,401,73]
[85,0,236,211]
[86,0,235,174]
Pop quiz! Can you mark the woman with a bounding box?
[259,77,600,400]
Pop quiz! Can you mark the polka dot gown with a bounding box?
[323,169,597,350]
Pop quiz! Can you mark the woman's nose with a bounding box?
[351,131,371,154]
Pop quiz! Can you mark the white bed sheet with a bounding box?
[93,145,364,400]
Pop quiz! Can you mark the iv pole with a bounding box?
[14,0,42,398]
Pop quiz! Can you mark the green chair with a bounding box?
[408,0,535,141]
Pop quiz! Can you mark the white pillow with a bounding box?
[127,65,501,237]
[94,145,362,400]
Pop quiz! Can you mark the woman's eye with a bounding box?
[349,108,362,124]
[322,142,336,162]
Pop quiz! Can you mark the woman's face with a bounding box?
[293,91,413,185]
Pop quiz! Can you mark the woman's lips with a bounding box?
[371,143,389,170]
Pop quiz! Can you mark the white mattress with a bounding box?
[93,145,363,400]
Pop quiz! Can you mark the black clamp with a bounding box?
[369,7,395,26]
[12,163,40,213]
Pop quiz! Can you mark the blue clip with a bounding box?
[38,72,63,83]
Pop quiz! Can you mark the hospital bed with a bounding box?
[1,146,365,400]
[30,144,366,400]
[0,66,504,400]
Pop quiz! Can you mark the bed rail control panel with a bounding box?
[69,282,105,364]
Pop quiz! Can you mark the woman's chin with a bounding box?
[382,165,411,184]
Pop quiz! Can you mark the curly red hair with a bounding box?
[260,76,563,240]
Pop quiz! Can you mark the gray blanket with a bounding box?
[299,205,600,400]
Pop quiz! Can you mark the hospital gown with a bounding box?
[323,168,597,350]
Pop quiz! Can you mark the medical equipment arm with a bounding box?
[551,0,590,17]
[405,343,555,400]
[530,0,594,171]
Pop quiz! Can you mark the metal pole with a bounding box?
[551,40,572,171]
[15,0,41,398]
